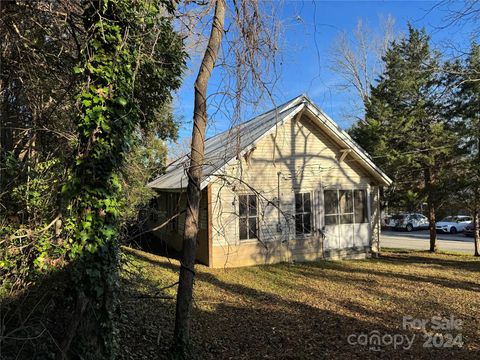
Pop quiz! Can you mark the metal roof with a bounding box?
[148,95,392,190]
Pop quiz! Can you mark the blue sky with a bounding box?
[172,1,478,143]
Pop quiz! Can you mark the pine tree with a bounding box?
[354,26,458,251]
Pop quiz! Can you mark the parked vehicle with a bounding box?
[383,215,393,228]
[435,216,472,234]
[464,222,475,237]
[388,213,429,232]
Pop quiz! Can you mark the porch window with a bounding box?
[239,194,257,240]
[324,189,368,225]
[354,190,367,223]
[339,190,354,224]
[295,192,312,235]
[324,190,339,225]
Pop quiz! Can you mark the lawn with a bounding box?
[119,247,480,359]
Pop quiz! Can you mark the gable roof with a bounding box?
[148,95,392,190]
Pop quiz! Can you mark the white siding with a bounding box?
[209,113,376,266]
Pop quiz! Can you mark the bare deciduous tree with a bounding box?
[329,16,396,117]
[172,0,281,352]
[435,0,480,34]
[167,136,192,163]
[173,0,226,352]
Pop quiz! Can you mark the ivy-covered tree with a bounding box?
[352,26,459,252]
[0,0,182,286]
[1,1,185,358]
[58,1,185,358]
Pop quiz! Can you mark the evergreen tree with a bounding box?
[353,26,458,251]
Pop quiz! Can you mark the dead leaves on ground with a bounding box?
[118,248,480,359]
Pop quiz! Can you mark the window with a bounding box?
[354,190,367,223]
[339,190,354,224]
[324,190,339,225]
[239,194,257,240]
[324,189,368,225]
[295,192,312,235]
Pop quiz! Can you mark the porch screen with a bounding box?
[239,194,258,240]
[324,189,368,225]
[324,190,339,225]
[295,192,312,235]
[354,190,367,223]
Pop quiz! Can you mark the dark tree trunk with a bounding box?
[173,0,226,352]
[424,167,437,252]
[474,207,480,257]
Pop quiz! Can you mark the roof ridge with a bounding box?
[149,94,392,190]
[205,94,305,142]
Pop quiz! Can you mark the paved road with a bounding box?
[381,230,475,253]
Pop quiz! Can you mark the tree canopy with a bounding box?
[350,26,460,250]
[1,1,186,358]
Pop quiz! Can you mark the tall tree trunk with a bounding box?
[173,0,226,352]
[474,206,480,257]
[424,167,437,252]
[475,155,480,256]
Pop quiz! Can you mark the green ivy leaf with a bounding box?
[82,99,92,107]
[116,97,127,106]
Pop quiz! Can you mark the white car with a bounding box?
[435,216,472,234]
[388,213,429,232]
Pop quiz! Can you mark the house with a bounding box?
[148,95,392,268]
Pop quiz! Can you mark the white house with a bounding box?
[148,95,392,267]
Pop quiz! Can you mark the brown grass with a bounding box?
[119,247,480,359]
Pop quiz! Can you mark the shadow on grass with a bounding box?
[118,248,480,359]
[0,270,70,359]
[0,259,114,360]
[378,252,480,272]
[278,257,480,293]
[119,260,391,359]
[128,233,183,263]
[2,248,151,359]
[5,247,476,359]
